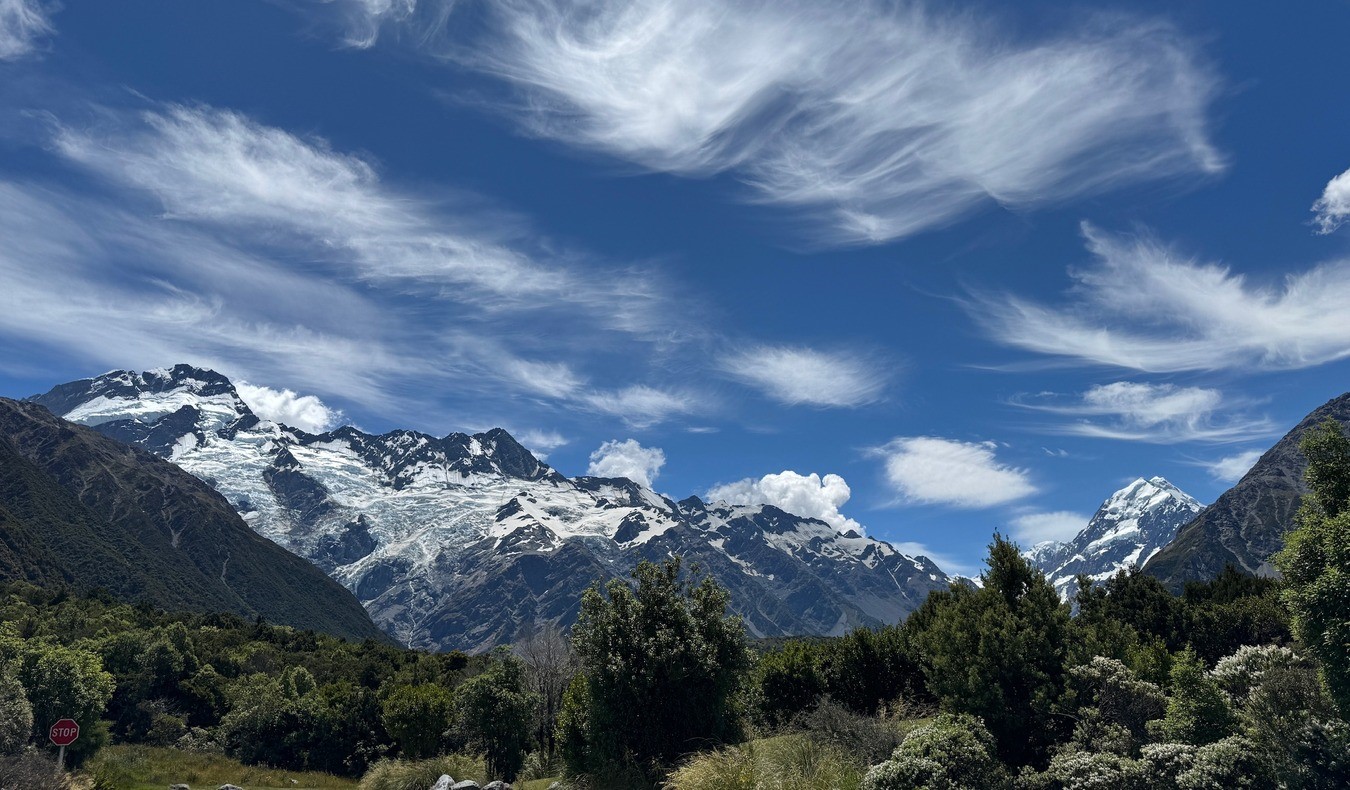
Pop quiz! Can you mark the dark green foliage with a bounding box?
[0,399,385,642]
[1278,419,1350,714]
[455,649,538,781]
[1076,568,1187,652]
[0,670,33,754]
[752,624,926,728]
[0,582,495,776]
[1149,648,1236,746]
[911,536,1071,766]
[380,683,455,759]
[562,557,751,779]
[754,640,825,727]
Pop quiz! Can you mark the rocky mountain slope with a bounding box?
[31,366,949,652]
[0,397,385,642]
[1028,477,1202,599]
[1145,392,1350,590]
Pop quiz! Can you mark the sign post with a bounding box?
[48,719,79,772]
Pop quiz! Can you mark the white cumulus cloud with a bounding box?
[0,0,53,61]
[1010,511,1089,545]
[235,382,343,433]
[1313,166,1350,234]
[706,471,864,534]
[586,439,665,487]
[971,223,1350,373]
[1014,381,1273,443]
[720,345,886,407]
[439,0,1220,245]
[874,436,1036,508]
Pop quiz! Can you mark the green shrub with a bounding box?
[862,713,1009,790]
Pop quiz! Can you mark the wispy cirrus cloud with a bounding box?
[707,471,864,534]
[352,0,1222,245]
[971,224,1350,372]
[873,436,1036,509]
[582,385,702,429]
[1009,510,1090,545]
[719,344,886,408]
[1196,448,1263,484]
[0,99,710,429]
[1013,381,1274,444]
[0,0,54,61]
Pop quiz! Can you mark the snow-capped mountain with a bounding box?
[30,365,949,652]
[1029,476,1202,600]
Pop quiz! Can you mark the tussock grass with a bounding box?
[82,744,356,790]
[665,734,863,790]
[358,754,486,790]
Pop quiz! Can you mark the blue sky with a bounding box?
[3,0,1350,575]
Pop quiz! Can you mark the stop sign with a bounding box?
[49,719,79,747]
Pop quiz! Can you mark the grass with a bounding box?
[517,780,562,790]
[81,744,358,790]
[664,734,864,790]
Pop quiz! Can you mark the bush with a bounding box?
[0,671,33,754]
[1065,657,1165,756]
[1148,649,1235,746]
[0,748,72,790]
[1210,644,1304,705]
[1175,736,1275,789]
[1036,750,1144,789]
[359,754,486,790]
[786,698,911,766]
[862,713,1010,790]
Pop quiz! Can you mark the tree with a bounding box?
[562,557,751,778]
[516,625,575,757]
[913,535,1072,765]
[13,641,114,765]
[0,670,32,755]
[754,640,825,727]
[381,683,455,759]
[1149,648,1235,746]
[1277,419,1350,714]
[456,648,538,781]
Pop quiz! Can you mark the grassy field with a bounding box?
[80,745,562,790]
[81,745,359,790]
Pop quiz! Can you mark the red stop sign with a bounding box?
[49,719,79,747]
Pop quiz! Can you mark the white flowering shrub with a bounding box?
[862,713,1010,790]
[1175,736,1275,789]
[1210,645,1304,705]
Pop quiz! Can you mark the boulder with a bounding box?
[484,782,511,790]
[451,782,481,790]
[169,785,190,790]
[430,776,454,790]
[219,785,244,790]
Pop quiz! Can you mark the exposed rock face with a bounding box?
[0,397,385,642]
[32,366,950,652]
[1145,392,1350,590]
[1028,477,1202,600]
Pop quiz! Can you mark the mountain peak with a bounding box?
[1031,475,1203,600]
